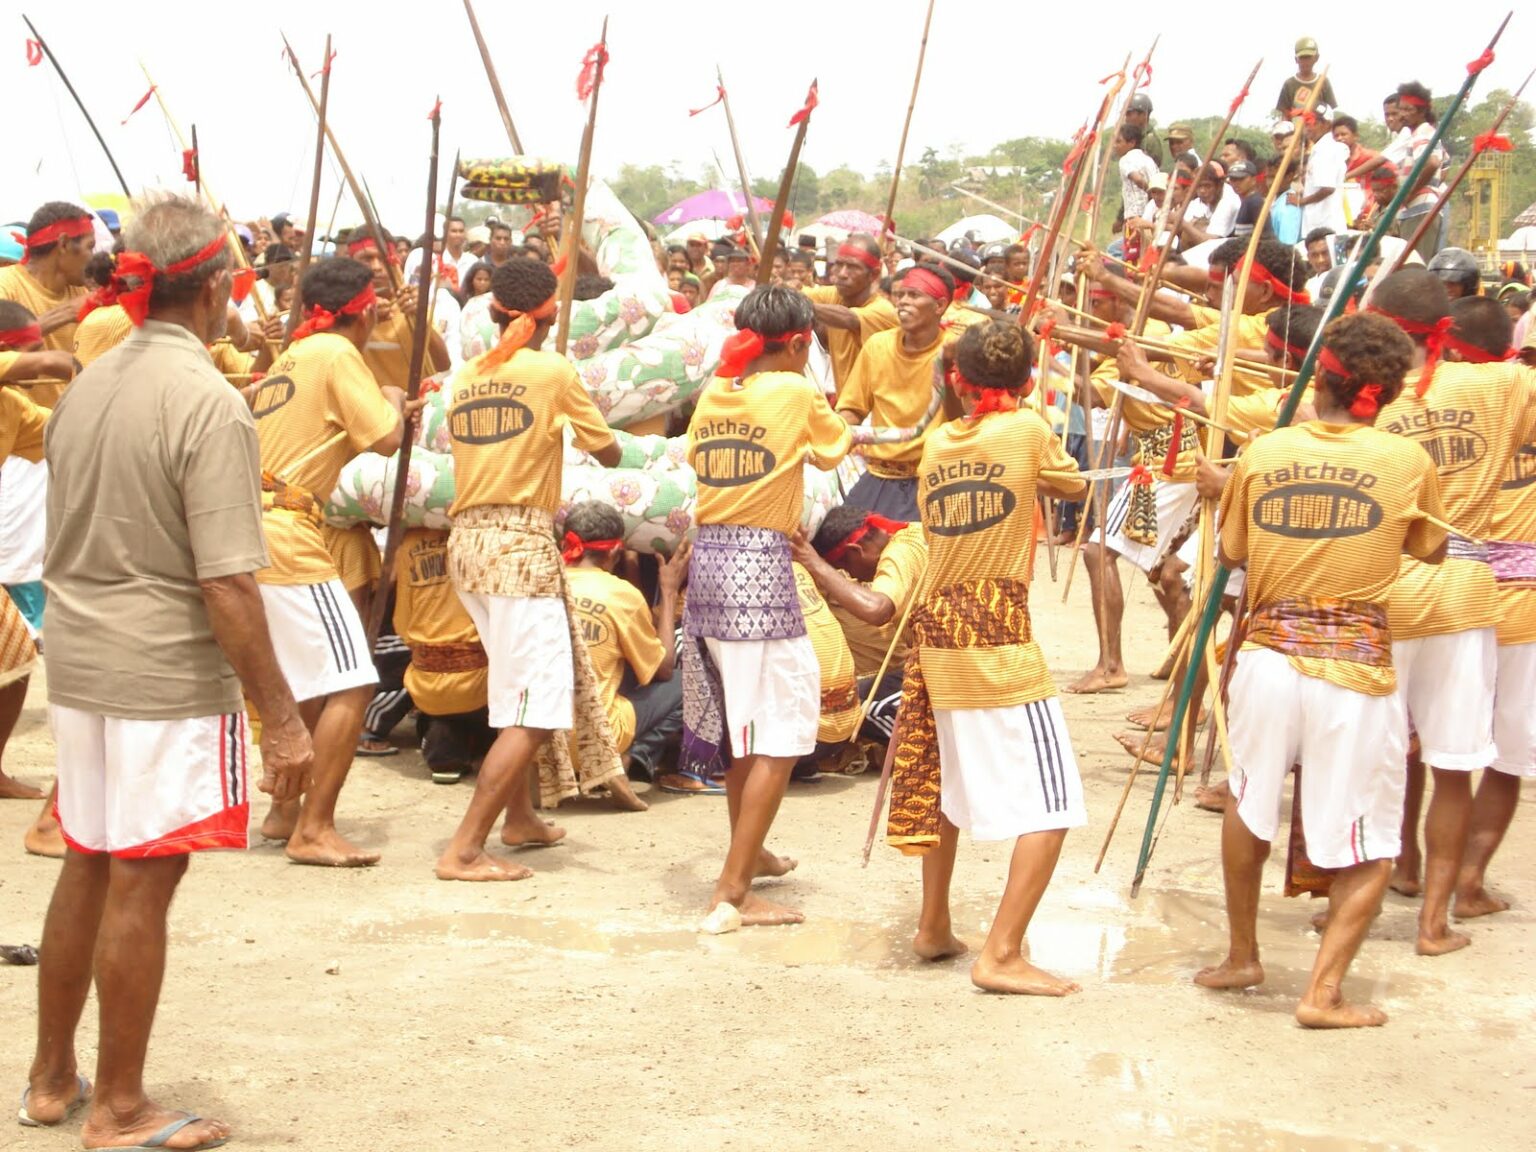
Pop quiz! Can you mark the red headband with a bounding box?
[952,370,1024,420]
[823,514,908,566]
[561,532,622,565]
[1444,332,1516,364]
[1239,259,1310,305]
[835,243,881,273]
[1265,326,1308,362]
[1398,93,1430,109]
[291,282,377,342]
[901,266,950,305]
[346,234,401,266]
[716,326,811,378]
[76,234,227,327]
[0,323,42,349]
[1318,347,1382,418]
[1370,308,1452,396]
[16,216,94,264]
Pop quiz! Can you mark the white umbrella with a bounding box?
[661,218,732,245]
[936,213,1016,247]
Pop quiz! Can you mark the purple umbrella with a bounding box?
[653,189,772,227]
[816,209,885,233]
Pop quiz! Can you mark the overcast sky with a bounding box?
[6,0,1532,231]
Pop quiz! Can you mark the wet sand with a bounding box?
[2,563,1532,1151]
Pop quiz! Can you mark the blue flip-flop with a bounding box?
[17,1073,90,1127]
[113,1113,228,1150]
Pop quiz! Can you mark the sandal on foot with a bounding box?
[657,772,725,795]
[355,739,399,757]
[17,1073,90,1127]
[113,1113,228,1150]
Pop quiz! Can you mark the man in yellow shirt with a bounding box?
[804,233,899,392]
[789,562,861,777]
[562,503,686,783]
[253,257,408,867]
[837,263,954,520]
[1201,313,1447,1028]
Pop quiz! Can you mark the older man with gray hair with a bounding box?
[22,195,312,1150]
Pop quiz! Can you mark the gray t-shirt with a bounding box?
[45,319,269,719]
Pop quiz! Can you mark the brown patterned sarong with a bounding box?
[448,504,623,807]
[0,592,37,688]
[261,473,322,527]
[1123,421,1199,548]
[821,677,860,715]
[1245,597,1391,666]
[410,641,488,674]
[887,577,1033,856]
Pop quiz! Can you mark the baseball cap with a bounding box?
[97,208,120,232]
[723,245,751,262]
[466,224,491,245]
[1148,172,1170,194]
[1127,93,1153,113]
[1271,120,1296,138]
[1166,123,1193,140]
[1295,37,1319,57]
[1227,161,1258,180]
[235,224,254,244]
[980,242,1007,264]
[271,212,292,229]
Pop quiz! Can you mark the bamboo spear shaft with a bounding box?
[881,0,937,252]
[716,67,765,245]
[462,0,524,153]
[555,18,608,356]
[291,33,334,336]
[758,81,819,285]
[1129,14,1513,892]
[366,101,442,646]
[23,16,131,196]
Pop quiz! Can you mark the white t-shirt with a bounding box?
[1207,185,1242,239]
[1403,122,1447,209]
[1301,133,1349,236]
[1119,149,1161,223]
[403,246,477,288]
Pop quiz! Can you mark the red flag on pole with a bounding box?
[690,86,726,117]
[121,85,157,125]
[576,43,608,101]
[788,81,818,127]
[25,39,43,66]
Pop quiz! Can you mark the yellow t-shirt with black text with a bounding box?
[838,328,946,470]
[395,528,487,716]
[566,565,666,753]
[793,562,859,743]
[1492,403,1536,646]
[833,522,927,678]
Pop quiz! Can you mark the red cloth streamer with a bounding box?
[291,282,378,343]
[1079,193,1097,214]
[716,326,811,378]
[428,98,442,120]
[77,234,228,328]
[1037,318,1056,345]
[25,39,43,66]
[1229,84,1252,118]
[181,148,199,184]
[1133,61,1154,89]
[1444,332,1516,364]
[121,85,157,125]
[231,267,257,304]
[311,49,337,79]
[900,267,950,306]
[0,323,42,349]
[576,42,609,101]
[1018,223,1041,248]
[1162,399,1188,477]
[477,292,559,370]
[1098,70,1124,85]
[1127,464,1154,486]
[1063,128,1096,177]
[18,216,94,264]
[689,85,726,117]
[1473,132,1512,154]
[562,532,623,565]
[1467,49,1495,75]
[1104,322,1127,342]
[789,81,819,127]
[824,514,909,566]
[1349,383,1382,419]
[953,372,1023,420]
[1264,326,1308,363]
[836,243,881,273]
[1370,308,1453,396]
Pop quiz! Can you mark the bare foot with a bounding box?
[500,818,567,849]
[0,774,44,800]
[259,800,298,843]
[1194,782,1229,813]
[1296,997,1388,1030]
[1311,909,1329,934]
[1125,703,1172,731]
[1064,666,1128,695]
[434,849,533,882]
[734,891,805,927]
[971,953,1080,995]
[755,849,798,879]
[285,827,380,867]
[1113,730,1194,773]
[913,929,968,961]
[1416,927,1471,957]
[1389,860,1421,898]
[1194,957,1265,989]
[24,821,65,859]
[1454,887,1510,920]
[605,774,649,812]
[20,1072,89,1125]
[82,1106,230,1151]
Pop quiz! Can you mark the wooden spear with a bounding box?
[555,18,609,357]
[22,15,131,196]
[716,67,765,245]
[462,0,524,153]
[881,0,937,251]
[757,80,819,286]
[366,100,442,646]
[291,33,334,336]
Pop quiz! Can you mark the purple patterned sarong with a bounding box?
[679,524,803,784]
[1488,540,1536,584]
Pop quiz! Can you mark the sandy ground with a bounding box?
[2,559,1533,1152]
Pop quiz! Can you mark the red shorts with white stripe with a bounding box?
[51,705,250,858]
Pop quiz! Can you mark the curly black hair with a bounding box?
[1318,313,1413,413]
[491,257,558,314]
[563,500,625,543]
[1371,267,1450,335]
[734,284,815,339]
[1210,236,1309,292]
[300,257,374,323]
[954,320,1034,392]
[811,503,873,557]
[1449,296,1514,359]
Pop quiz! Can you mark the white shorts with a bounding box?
[1228,648,1406,868]
[1176,520,1246,601]
[935,698,1087,839]
[0,456,46,584]
[1394,629,1497,771]
[458,591,572,730]
[52,705,250,857]
[1093,478,1199,574]
[1493,641,1536,778]
[259,580,377,704]
[704,635,819,759]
